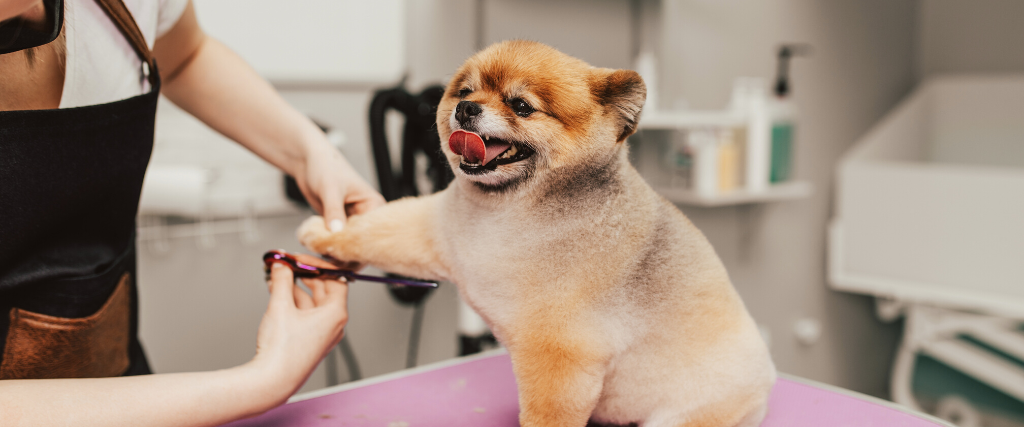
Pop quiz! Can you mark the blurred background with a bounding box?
[135,1,1024,426]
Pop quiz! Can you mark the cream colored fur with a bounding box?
[299,41,775,427]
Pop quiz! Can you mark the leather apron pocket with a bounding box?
[0,273,132,379]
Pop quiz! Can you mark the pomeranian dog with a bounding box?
[298,40,775,427]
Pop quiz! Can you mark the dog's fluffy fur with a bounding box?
[299,40,775,427]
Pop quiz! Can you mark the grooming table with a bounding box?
[221,350,953,427]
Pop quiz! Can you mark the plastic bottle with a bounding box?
[717,128,744,192]
[730,78,771,192]
[689,129,719,196]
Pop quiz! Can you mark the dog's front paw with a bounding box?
[297,215,333,254]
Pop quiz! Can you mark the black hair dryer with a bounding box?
[368,84,452,205]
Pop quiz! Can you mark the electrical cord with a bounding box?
[407,301,426,368]
[325,342,339,386]
[339,334,362,381]
[325,335,362,386]
[325,301,423,386]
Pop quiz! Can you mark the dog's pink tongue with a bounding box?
[483,140,513,164]
[449,130,512,165]
[449,130,486,163]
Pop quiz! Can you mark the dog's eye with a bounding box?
[509,98,534,117]
[458,88,473,98]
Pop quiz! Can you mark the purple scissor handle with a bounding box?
[263,250,439,288]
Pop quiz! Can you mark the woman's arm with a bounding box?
[152,1,385,231]
[0,257,349,427]
[1,365,278,426]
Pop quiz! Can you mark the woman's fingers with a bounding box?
[320,185,346,234]
[268,263,295,308]
[344,179,386,217]
[297,183,324,218]
[293,284,314,309]
[319,254,363,271]
[304,278,328,305]
[323,279,349,312]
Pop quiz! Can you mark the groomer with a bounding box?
[0,0,384,424]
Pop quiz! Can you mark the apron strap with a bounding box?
[93,0,158,86]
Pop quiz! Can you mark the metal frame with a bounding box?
[892,305,1024,411]
[831,220,1024,416]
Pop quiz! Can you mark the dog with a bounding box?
[298,40,775,427]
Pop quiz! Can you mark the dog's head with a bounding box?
[437,40,646,194]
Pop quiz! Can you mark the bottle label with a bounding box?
[771,123,794,183]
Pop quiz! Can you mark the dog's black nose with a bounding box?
[455,101,483,125]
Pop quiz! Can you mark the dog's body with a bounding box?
[299,41,775,427]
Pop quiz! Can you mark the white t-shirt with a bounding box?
[59,0,188,108]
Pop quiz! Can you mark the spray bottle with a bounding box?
[768,44,810,183]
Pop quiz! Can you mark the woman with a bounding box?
[0,0,383,424]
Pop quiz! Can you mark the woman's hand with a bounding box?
[248,254,350,402]
[295,140,386,234]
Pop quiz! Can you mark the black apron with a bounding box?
[0,0,159,378]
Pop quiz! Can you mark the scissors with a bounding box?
[262,250,439,288]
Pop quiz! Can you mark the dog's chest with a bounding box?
[436,189,641,332]
[445,231,529,332]
[437,202,551,330]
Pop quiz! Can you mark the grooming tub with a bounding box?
[830,75,1024,419]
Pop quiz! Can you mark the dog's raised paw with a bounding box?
[297,215,331,252]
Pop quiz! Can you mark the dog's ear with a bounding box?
[592,69,646,142]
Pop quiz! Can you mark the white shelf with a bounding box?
[654,181,813,207]
[639,110,745,130]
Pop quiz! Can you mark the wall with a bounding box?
[405,0,636,88]
[405,0,477,90]
[193,0,405,84]
[918,0,1024,78]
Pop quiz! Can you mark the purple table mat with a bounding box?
[222,352,949,427]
